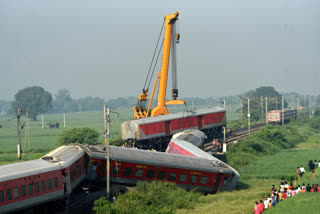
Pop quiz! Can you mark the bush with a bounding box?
[58,127,99,145]
[226,123,305,169]
[92,181,202,214]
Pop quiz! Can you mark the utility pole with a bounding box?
[282,96,284,126]
[63,112,66,128]
[217,98,220,107]
[17,108,22,161]
[248,98,250,135]
[309,96,312,119]
[104,105,110,200]
[223,99,226,109]
[240,98,243,128]
[275,98,278,110]
[297,96,300,119]
[265,97,268,124]
[260,96,263,123]
[41,113,44,128]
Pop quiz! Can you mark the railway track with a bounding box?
[204,123,266,153]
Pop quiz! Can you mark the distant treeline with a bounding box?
[1,87,320,115]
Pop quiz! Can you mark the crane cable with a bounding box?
[147,39,164,90]
[143,20,165,91]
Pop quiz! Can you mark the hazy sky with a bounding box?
[1,0,319,101]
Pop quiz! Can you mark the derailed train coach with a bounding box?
[83,145,235,193]
[121,107,226,150]
[165,137,239,191]
[0,146,86,214]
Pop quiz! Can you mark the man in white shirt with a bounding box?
[300,165,305,177]
[264,197,269,209]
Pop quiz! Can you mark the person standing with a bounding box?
[296,167,301,180]
[264,197,269,210]
[254,201,261,214]
[259,200,264,213]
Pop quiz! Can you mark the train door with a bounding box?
[213,174,221,192]
[165,121,171,135]
[97,161,106,180]
[198,116,204,129]
[87,159,98,181]
[218,175,232,192]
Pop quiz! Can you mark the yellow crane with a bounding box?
[133,12,185,119]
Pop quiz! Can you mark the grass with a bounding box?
[177,117,320,214]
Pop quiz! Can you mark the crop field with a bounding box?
[0,105,242,164]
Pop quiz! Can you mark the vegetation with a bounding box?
[58,127,100,145]
[93,181,202,214]
[11,86,52,120]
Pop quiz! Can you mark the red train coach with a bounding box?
[0,160,64,214]
[83,145,234,193]
[0,145,85,214]
[166,136,239,191]
[121,107,226,150]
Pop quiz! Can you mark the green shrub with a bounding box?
[92,181,202,214]
[57,127,99,145]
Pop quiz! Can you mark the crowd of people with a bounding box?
[254,181,320,213]
[254,160,320,214]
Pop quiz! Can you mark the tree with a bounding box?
[52,89,78,113]
[58,127,100,145]
[241,86,288,122]
[11,86,52,120]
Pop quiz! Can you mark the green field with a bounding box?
[177,119,320,214]
[0,105,242,164]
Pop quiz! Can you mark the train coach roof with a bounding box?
[170,139,239,177]
[128,107,225,124]
[41,145,84,168]
[0,159,61,182]
[82,145,233,174]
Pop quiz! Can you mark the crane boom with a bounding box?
[132,11,185,120]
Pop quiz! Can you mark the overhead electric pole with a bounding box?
[297,96,300,119]
[282,96,284,126]
[104,105,110,200]
[240,98,243,128]
[260,96,263,123]
[17,108,22,161]
[248,98,250,135]
[265,97,268,124]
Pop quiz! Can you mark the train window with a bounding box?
[0,190,3,202]
[189,175,197,184]
[54,177,59,188]
[174,150,178,154]
[146,170,155,179]
[41,180,46,192]
[20,185,26,197]
[6,189,11,201]
[179,174,187,182]
[179,152,181,154]
[112,166,120,175]
[123,168,132,176]
[28,184,33,195]
[13,187,19,199]
[47,179,52,190]
[157,171,165,180]
[135,169,144,177]
[200,177,208,184]
[35,182,40,193]
[168,173,176,181]
[170,148,174,153]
